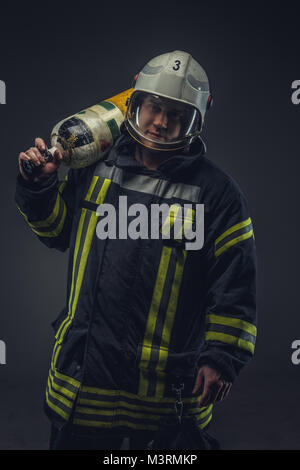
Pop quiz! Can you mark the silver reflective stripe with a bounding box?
[187,74,210,91]
[142,64,164,75]
[94,161,201,202]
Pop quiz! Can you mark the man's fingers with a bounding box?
[198,379,211,407]
[18,152,32,180]
[19,151,31,162]
[221,382,232,401]
[53,148,63,164]
[192,368,203,394]
[31,146,47,164]
[208,381,223,404]
[26,148,45,166]
[215,381,232,403]
[18,138,60,181]
[198,380,228,407]
[194,364,233,407]
[35,137,46,152]
[214,380,225,403]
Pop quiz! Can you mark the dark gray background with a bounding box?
[0,1,299,449]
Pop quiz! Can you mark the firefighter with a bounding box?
[16,50,256,450]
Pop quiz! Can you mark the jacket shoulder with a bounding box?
[195,156,246,209]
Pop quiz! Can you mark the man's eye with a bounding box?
[151,105,161,112]
[168,111,182,120]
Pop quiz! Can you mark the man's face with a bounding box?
[137,95,185,146]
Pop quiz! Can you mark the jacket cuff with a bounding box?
[17,172,58,195]
[196,345,251,382]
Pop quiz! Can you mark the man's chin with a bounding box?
[139,136,164,151]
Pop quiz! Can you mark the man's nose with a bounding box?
[153,110,168,129]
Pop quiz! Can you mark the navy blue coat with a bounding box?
[15,130,256,435]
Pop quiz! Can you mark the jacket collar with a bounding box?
[105,125,206,177]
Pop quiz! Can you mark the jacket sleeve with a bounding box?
[15,170,76,252]
[198,180,257,382]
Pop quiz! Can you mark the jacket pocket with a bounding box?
[136,343,169,372]
[51,307,68,336]
[135,344,198,398]
[55,325,87,377]
[136,343,198,379]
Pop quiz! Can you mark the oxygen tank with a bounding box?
[22,88,133,177]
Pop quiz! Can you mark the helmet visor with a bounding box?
[126,91,201,149]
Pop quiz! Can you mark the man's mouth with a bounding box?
[147,131,162,139]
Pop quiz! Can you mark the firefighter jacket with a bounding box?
[15,128,257,436]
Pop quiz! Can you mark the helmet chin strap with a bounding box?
[137,142,184,158]
[125,120,190,153]
[135,142,183,171]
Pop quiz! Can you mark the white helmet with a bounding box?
[125,50,212,151]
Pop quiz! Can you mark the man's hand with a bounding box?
[18,137,62,181]
[192,364,232,407]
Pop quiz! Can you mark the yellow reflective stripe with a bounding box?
[47,392,211,427]
[51,343,61,371]
[77,398,170,413]
[31,204,67,237]
[76,406,162,420]
[155,251,187,397]
[161,204,181,237]
[73,419,157,430]
[80,384,202,405]
[138,247,172,395]
[161,205,195,239]
[80,386,119,396]
[72,406,211,430]
[138,248,188,397]
[153,370,166,397]
[21,194,61,229]
[58,173,69,194]
[215,229,254,257]
[53,368,81,389]
[205,331,255,354]
[181,208,194,239]
[215,217,252,246]
[47,376,73,409]
[206,314,257,337]
[17,193,67,237]
[154,349,168,372]
[174,207,195,240]
[200,403,213,418]
[19,192,63,229]
[55,206,87,342]
[64,209,93,329]
[159,250,187,352]
[55,177,111,346]
[85,175,99,201]
[32,194,62,228]
[139,247,172,364]
[77,397,204,413]
[49,371,77,400]
[75,405,209,420]
[76,400,209,417]
[200,412,212,429]
[46,389,69,420]
[50,341,59,369]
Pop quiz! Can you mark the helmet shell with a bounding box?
[133,50,211,129]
